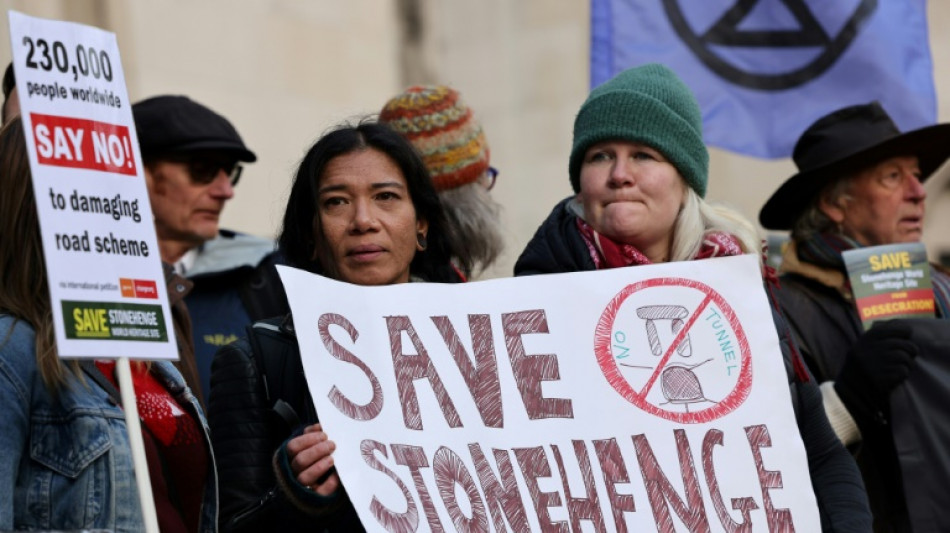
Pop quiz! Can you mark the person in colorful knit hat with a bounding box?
[380,85,503,279]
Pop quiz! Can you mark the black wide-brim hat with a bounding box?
[759,101,950,230]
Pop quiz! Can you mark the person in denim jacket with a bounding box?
[0,117,218,531]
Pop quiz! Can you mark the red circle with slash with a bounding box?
[594,277,753,423]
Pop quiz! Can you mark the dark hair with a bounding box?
[2,62,16,125]
[279,120,461,283]
[0,117,81,391]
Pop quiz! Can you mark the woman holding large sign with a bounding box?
[515,64,871,530]
[208,120,463,531]
[0,118,218,531]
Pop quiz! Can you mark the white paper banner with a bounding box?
[8,11,175,359]
[279,254,821,532]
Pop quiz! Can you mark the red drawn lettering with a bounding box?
[593,438,637,533]
[431,314,504,428]
[745,425,795,532]
[502,310,574,420]
[432,446,490,532]
[468,444,531,532]
[387,315,462,430]
[361,439,419,532]
[514,446,569,533]
[633,430,711,533]
[318,313,383,420]
[552,441,607,532]
[392,444,445,532]
[702,430,757,532]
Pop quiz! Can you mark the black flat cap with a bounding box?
[132,95,256,162]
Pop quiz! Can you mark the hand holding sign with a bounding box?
[835,320,919,423]
[286,423,341,496]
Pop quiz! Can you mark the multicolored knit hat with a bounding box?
[569,63,708,197]
[379,85,490,191]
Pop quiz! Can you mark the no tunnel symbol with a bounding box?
[595,277,753,424]
[634,305,718,411]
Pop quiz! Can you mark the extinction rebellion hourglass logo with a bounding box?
[662,0,877,90]
[595,278,753,423]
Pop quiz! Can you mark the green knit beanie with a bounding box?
[569,63,709,197]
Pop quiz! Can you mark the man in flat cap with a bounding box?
[133,95,287,402]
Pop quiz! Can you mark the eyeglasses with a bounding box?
[187,159,243,186]
[481,166,499,190]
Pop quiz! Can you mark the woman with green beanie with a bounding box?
[515,63,871,531]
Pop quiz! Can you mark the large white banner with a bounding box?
[279,254,820,532]
[8,11,175,359]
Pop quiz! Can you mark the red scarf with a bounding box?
[574,218,810,382]
[575,217,744,269]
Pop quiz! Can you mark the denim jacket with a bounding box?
[0,315,219,532]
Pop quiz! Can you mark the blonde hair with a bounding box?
[0,118,80,392]
[670,188,761,262]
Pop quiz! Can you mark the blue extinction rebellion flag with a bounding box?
[590,0,938,159]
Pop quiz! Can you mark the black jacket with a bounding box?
[208,316,363,532]
[515,198,872,532]
[778,268,950,533]
[514,197,594,276]
[185,230,290,401]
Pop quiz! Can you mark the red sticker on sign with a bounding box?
[595,277,752,423]
[30,112,137,175]
[119,278,159,299]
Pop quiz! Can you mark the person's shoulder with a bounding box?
[540,196,579,227]
[0,315,36,351]
[514,195,591,276]
[151,359,191,388]
[189,230,280,276]
[0,315,40,381]
[204,230,278,255]
[218,316,291,356]
[248,315,295,342]
[776,272,842,310]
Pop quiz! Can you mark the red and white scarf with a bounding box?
[575,217,811,382]
[575,217,744,269]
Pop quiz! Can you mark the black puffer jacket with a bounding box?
[514,197,594,276]
[208,316,364,532]
[515,198,872,532]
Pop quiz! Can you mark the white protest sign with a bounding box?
[279,254,821,532]
[8,11,175,359]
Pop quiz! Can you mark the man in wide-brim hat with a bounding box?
[760,101,950,533]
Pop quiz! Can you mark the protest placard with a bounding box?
[279,254,821,532]
[842,242,935,330]
[8,10,175,360]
